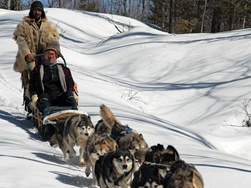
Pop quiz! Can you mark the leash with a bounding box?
[143,161,172,168]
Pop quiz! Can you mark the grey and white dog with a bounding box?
[49,114,94,161]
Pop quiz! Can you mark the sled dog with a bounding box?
[49,114,94,160]
[99,104,148,155]
[165,160,204,188]
[132,144,180,187]
[134,147,151,165]
[131,164,165,188]
[135,144,180,169]
[144,144,180,166]
[83,132,117,185]
[95,149,135,188]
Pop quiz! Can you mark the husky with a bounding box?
[99,104,148,155]
[134,147,151,166]
[134,143,180,183]
[49,114,94,160]
[165,160,204,188]
[94,104,121,135]
[83,132,118,185]
[116,131,148,155]
[144,144,180,166]
[131,164,165,188]
[135,144,180,169]
[132,144,180,188]
[95,149,135,188]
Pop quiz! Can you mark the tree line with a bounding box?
[1,0,251,34]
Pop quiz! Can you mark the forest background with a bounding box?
[1,0,251,34]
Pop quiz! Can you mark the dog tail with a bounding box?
[100,104,120,128]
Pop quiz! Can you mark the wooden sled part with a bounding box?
[43,110,88,125]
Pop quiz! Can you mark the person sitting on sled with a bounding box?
[29,45,77,114]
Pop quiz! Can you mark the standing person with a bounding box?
[13,1,60,113]
[29,46,77,115]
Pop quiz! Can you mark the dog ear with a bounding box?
[187,170,194,183]
[77,114,82,123]
[166,145,180,160]
[101,138,106,144]
[156,143,164,150]
[139,133,144,140]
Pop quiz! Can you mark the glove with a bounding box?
[73,91,78,105]
[31,94,38,104]
[29,94,38,111]
[25,54,35,63]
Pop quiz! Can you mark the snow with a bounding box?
[1,8,251,188]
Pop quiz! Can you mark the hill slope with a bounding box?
[1,8,251,187]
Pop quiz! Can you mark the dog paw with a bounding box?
[85,170,91,177]
[79,161,86,166]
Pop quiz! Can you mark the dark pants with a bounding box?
[37,91,77,114]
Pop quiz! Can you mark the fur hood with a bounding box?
[13,16,60,72]
[23,16,47,24]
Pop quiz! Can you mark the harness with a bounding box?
[143,161,172,168]
[110,123,132,140]
[105,161,134,188]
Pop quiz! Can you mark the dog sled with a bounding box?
[30,106,88,140]
[27,54,84,140]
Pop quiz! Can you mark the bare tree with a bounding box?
[169,0,173,33]
[211,1,223,33]
[238,99,251,127]
[123,0,127,15]
[59,0,64,8]
[201,0,207,33]
[6,0,10,9]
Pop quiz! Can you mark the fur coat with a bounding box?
[13,16,60,72]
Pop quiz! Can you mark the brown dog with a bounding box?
[83,133,118,185]
[98,104,148,156]
[165,160,204,188]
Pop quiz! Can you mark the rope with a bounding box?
[143,161,171,168]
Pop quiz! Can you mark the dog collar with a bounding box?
[126,127,132,134]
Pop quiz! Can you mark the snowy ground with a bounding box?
[1,8,251,187]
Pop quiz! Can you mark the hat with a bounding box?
[29,1,45,19]
[45,45,60,57]
[30,1,44,11]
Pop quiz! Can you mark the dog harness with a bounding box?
[110,124,132,139]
